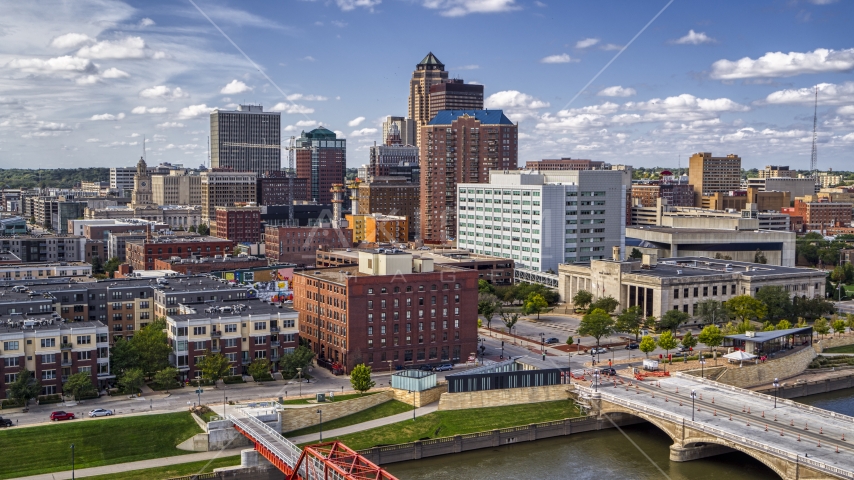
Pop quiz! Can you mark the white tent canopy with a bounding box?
[723,350,757,361]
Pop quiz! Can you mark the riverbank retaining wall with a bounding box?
[281,390,394,433]
[814,335,854,353]
[392,383,446,407]
[437,384,568,411]
[714,346,816,388]
[755,372,854,399]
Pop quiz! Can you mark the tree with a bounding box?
[154,367,179,392]
[754,249,767,264]
[698,325,723,361]
[8,370,41,406]
[572,290,593,310]
[349,363,376,394]
[588,296,619,314]
[109,338,139,378]
[796,317,808,328]
[501,310,521,336]
[279,345,315,379]
[248,358,271,382]
[63,372,97,400]
[681,331,698,350]
[726,295,767,330]
[103,257,121,277]
[118,368,145,395]
[615,306,644,342]
[696,299,726,326]
[813,317,831,338]
[658,310,690,332]
[131,318,172,377]
[577,308,615,350]
[478,293,501,330]
[639,335,656,358]
[847,313,854,331]
[197,223,210,236]
[90,256,104,274]
[477,279,496,295]
[198,351,231,387]
[629,248,643,260]
[657,331,678,363]
[188,224,197,233]
[832,319,846,335]
[522,293,549,320]
[776,319,792,330]
[755,286,792,321]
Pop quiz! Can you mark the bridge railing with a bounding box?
[578,386,854,479]
[227,414,303,476]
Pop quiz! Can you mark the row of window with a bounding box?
[364,345,463,364]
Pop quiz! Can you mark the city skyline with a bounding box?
[1,0,853,170]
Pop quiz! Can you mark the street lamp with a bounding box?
[699,353,705,379]
[690,390,697,422]
[317,409,323,442]
[297,367,303,396]
[408,390,416,420]
[71,444,75,480]
[773,377,780,408]
[593,372,600,392]
[539,333,545,362]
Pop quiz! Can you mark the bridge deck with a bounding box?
[585,372,854,479]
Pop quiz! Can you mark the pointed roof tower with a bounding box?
[417,52,444,71]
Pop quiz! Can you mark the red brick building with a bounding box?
[257,171,310,206]
[793,199,853,230]
[631,183,695,208]
[524,158,605,170]
[214,206,261,243]
[265,226,352,267]
[153,256,269,275]
[295,127,345,204]
[293,250,479,372]
[126,236,235,271]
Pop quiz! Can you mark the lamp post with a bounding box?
[408,390,415,420]
[71,444,75,480]
[690,390,697,422]
[317,409,323,442]
[593,372,600,392]
[773,377,780,408]
[699,353,705,379]
[297,368,303,396]
[539,333,545,362]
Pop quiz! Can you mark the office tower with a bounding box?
[457,170,626,273]
[151,170,201,206]
[688,152,742,207]
[360,177,420,240]
[257,171,310,205]
[382,116,416,146]
[759,165,797,179]
[368,143,419,179]
[428,79,483,120]
[408,52,449,147]
[210,105,281,175]
[200,171,258,234]
[420,110,517,242]
[294,127,346,205]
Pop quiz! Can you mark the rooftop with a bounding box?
[321,247,513,265]
[0,318,106,334]
[724,326,813,343]
[428,110,514,126]
[584,256,825,279]
[627,226,792,236]
[167,299,296,321]
[418,52,443,67]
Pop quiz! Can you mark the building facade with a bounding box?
[793,199,853,229]
[0,235,85,262]
[200,171,257,233]
[345,214,409,244]
[381,116,416,147]
[264,226,352,267]
[126,236,235,271]
[409,53,450,148]
[210,105,281,175]
[368,144,419,179]
[257,172,310,206]
[294,127,346,205]
[214,206,262,243]
[428,80,484,120]
[151,170,201,206]
[759,165,798,179]
[524,158,606,171]
[359,177,420,240]
[631,183,695,208]
[688,152,742,206]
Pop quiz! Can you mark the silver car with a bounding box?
[88,408,114,417]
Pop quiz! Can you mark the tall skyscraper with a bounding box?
[210,105,281,175]
[294,127,346,204]
[408,52,449,148]
[381,116,416,146]
[428,79,483,120]
[420,110,518,242]
[688,152,742,207]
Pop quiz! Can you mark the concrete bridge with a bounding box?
[575,372,854,480]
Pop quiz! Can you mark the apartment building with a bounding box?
[368,143,419,179]
[359,177,420,240]
[688,152,742,207]
[793,199,854,229]
[631,183,695,208]
[152,170,201,206]
[153,255,269,275]
[294,127,346,205]
[200,171,257,234]
[345,214,409,244]
[257,172,310,206]
[0,235,85,263]
[214,206,262,243]
[126,236,235,271]
[0,262,91,281]
[759,165,798,179]
[264,226,352,267]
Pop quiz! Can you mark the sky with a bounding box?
[1,0,853,171]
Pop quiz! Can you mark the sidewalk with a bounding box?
[15,449,245,480]
[288,403,439,444]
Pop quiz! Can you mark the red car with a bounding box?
[50,411,75,421]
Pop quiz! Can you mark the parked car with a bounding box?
[596,367,618,376]
[434,364,454,372]
[50,411,75,421]
[590,347,608,354]
[88,408,113,417]
[545,337,560,344]
[0,416,12,427]
[625,343,639,350]
[419,364,434,372]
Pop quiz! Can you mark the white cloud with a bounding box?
[575,38,599,49]
[672,29,716,45]
[76,75,100,85]
[336,0,382,11]
[348,116,366,127]
[6,55,96,74]
[101,67,129,79]
[540,53,572,64]
[286,94,328,101]
[50,33,94,49]
[762,81,854,105]
[454,64,480,70]
[139,18,155,27]
[156,122,185,128]
[331,20,348,27]
[284,120,319,131]
[809,0,838,4]
[600,43,622,51]
[86,138,100,143]
[220,79,251,94]
[711,48,854,79]
[76,36,155,59]
[302,56,316,62]
[838,106,854,116]
[598,86,636,97]
[270,103,315,114]
[422,0,520,17]
[139,86,188,99]
[485,90,550,121]
[131,106,167,114]
[350,127,378,137]
[90,112,125,121]
[177,104,214,119]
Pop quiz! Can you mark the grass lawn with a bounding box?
[199,410,220,422]
[285,400,412,437]
[85,455,241,480]
[0,412,202,479]
[280,392,378,405]
[823,344,854,354]
[308,400,582,451]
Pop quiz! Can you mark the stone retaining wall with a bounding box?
[814,334,854,353]
[715,346,816,388]
[280,390,394,433]
[437,384,569,411]
[391,383,446,407]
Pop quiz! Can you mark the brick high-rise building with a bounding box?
[631,183,695,208]
[295,127,346,205]
[200,171,257,234]
[126,236,234,271]
[793,199,853,230]
[265,226,352,267]
[293,250,479,372]
[215,206,262,243]
[210,105,281,175]
[688,152,742,207]
[409,52,449,148]
[359,177,420,240]
[420,110,517,242]
[428,80,483,120]
[257,171,310,206]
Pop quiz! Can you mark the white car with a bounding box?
[88,408,114,417]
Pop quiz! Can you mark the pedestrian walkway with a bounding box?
[288,403,439,444]
[15,449,244,480]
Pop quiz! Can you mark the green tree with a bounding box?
[681,331,698,350]
[63,372,97,400]
[755,286,792,321]
[153,367,179,392]
[588,296,619,314]
[572,290,593,310]
[615,306,644,342]
[696,299,726,326]
[198,351,231,387]
[109,338,139,378]
[832,319,846,335]
[657,331,678,363]
[698,325,723,361]
[477,279,496,294]
[279,345,315,379]
[349,363,376,394]
[501,310,521,336]
[248,358,271,382]
[846,313,854,331]
[197,223,210,236]
[639,335,656,358]
[726,295,767,330]
[188,225,197,233]
[577,308,615,351]
[776,319,792,330]
[522,293,549,320]
[103,257,121,277]
[796,317,808,328]
[813,317,831,338]
[118,368,145,395]
[478,293,501,330]
[754,249,767,264]
[722,322,738,335]
[658,310,690,332]
[8,370,41,406]
[90,256,104,274]
[629,248,643,260]
[130,318,172,377]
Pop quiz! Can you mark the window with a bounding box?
[722,285,727,295]
[193,326,207,335]
[693,287,698,298]
[673,289,679,299]
[42,353,56,364]
[42,370,56,380]
[713,286,718,296]
[3,341,19,350]
[703,287,708,297]
[224,338,238,348]
[253,322,267,331]
[225,324,237,333]
[253,337,266,345]
[77,351,92,360]
[4,357,20,367]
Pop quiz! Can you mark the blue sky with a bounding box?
[1,0,853,170]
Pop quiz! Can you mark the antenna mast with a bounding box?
[143,135,146,161]
[810,86,818,179]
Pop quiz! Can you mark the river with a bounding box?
[384,389,854,480]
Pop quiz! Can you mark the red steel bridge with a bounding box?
[228,412,398,480]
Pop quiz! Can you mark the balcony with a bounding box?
[270,326,280,333]
[60,343,73,350]
[271,341,280,348]
[61,359,72,367]
[210,346,221,353]
[211,330,222,338]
